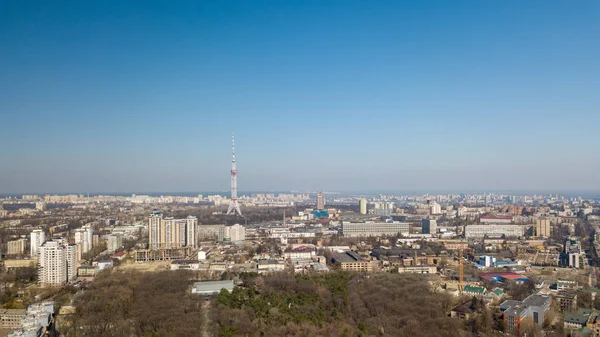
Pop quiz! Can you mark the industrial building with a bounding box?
[191,280,234,295]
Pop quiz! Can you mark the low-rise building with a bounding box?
[501,294,552,330]
[397,265,436,274]
[464,224,523,239]
[331,251,373,272]
[556,290,577,312]
[191,280,234,295]
[0,309,26,330]
[257,260,286,273]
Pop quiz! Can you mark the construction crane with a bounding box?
[458,248,464,293]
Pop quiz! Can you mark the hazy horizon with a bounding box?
[1,1,599,194]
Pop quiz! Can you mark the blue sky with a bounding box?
[1,1,599,193]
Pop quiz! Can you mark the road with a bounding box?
[201,300,212,337]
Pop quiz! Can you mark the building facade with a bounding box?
[422,219,437,235]
[148,212,198,249]
[316,193,325,210]
[7,239,26,256]
[536,219,551,238]
[342,222,410,237]
[38,240,77,286]
[218,224,245,243]
[30,229,45,257]
[464,225,523,238]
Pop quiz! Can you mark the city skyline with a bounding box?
[1,1,599,193]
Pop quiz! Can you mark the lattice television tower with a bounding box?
[226,132,242,216]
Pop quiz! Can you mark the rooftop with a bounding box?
[523,294,552,308]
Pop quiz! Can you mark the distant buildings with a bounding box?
[30,229,45,257]
[480,215,513,224]
[218,224,245,243]
[316,193,325,210]
[341,222,410,237]
[148,212,198,249]
[38,240,77,286]
[7,239,26,256]
[421,219,437,235]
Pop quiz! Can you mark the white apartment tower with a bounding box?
[74,224,94,254]
[30,229,46,257]
[38,240,77,286]
[219,224,246,243]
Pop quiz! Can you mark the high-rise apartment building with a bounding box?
[107,233,124,253]
[422,218,437,235]
[148,212,197,249]
[74,225,94,255]
[359,199,367,215]
[316,193,325,210]
[218,224,246,243]
[535,219,551,238]
[38,240,77,286]
[7,238,26,256]
[429,201,442,215]
[30,229,46,257]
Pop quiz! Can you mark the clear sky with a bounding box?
[1,1,599,194]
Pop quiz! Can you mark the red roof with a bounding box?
[112,251,126,257]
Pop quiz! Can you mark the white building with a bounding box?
[219,224,245,243]
[430,201,442,215]
[38,240,77,286]
[30,229,45,257]
[74,225,94,254]
[464,225,523,238]
[341,222,410,237]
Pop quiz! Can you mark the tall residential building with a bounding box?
[316,193,325,210]
[107,233,124,253]
[7,239,26,256]
[359,199,367,215]
[38,240,77,286]
[30,229,46,257]
[535,219,551,238]
[74,225,94,255]
[148,212,198,249]
[422,219,437,235]
[218,224,246,243]
[429,201,442,215]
